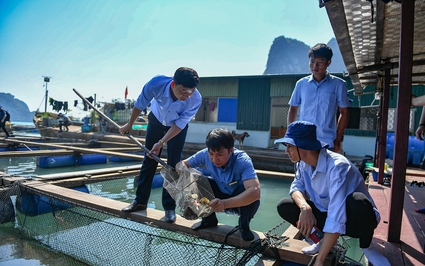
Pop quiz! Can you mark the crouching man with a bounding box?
[181,127,260,241]
[275,121,390,266]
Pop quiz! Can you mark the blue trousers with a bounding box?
[134,112,188,211]
[277,192,377,248]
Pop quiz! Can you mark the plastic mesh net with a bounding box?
[161,164,215,220]
[0,180,260,266]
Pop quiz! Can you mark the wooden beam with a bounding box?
[1,139,145,160]
[36,164,143,180]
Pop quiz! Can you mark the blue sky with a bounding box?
[0,0,334,118]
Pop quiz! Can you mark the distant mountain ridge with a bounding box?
[3,36,346,122]
[264,36,346,74]
[0,93,35,122]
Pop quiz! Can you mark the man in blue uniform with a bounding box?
[275,121,390,266]
[182,127,261,241]
[120,67,202,223]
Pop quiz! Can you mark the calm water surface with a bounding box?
[0,130,365,265]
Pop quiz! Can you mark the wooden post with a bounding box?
[388,0,415,243]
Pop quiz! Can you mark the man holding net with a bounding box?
[120,67,201,223]
[180,127,261,241]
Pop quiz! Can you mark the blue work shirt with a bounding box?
[289,72,349,148]
[290,149,379,235]
[134,75,202,129]
[187,148,257,195]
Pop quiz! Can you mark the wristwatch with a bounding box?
[158,139,166,146]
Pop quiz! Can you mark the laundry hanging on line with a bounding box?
[49,98,68,112]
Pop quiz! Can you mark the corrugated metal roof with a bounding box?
[324,0,425,95]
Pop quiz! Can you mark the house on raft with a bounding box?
[186,73,425,159]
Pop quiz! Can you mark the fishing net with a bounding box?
[161,162,215,220]
[0,179,261,266]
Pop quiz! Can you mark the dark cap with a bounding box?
[274,121,328,150]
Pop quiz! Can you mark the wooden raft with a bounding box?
[18,180,334,265]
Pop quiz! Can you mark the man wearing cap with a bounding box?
[275,121,390,266]
[0,106,10,138]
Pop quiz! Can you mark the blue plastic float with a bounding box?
[17,185,89,216]
[37,155,76,168]
[37,154,107,168]
[152,173,164,189]
[108,152,144,162]
[0,147,40,152]
[76,154,107,165]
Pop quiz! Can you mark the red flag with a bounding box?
[125,86,128,100]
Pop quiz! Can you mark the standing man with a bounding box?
[275,121,390,266]
[120,67,202,223]
[0,106,10,138]
[181,127,260,241]
[287,43,350,152]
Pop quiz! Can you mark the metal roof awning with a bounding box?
[324,0,425,95]
[322,0,424,245]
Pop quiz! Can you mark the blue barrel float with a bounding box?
[37,154,107,168]
[133,173,164,189]
[37,155,76,168]
[152,173,164,189]
[17,185,89,216]
[0,146,40,152]
[109,152,144,162]
[76,154,107,165]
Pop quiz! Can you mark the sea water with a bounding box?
[0,130,366,265]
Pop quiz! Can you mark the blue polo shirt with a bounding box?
[134,75,202,129]
[289,72,349,148]
[290,149,379,235]
[186,148,257,195]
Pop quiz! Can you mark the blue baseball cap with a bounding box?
[274,121,328,150]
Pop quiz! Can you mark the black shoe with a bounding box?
[121,200,147,213]
[58,130,63,133]
[191,215,218,230]
[163,210,176,223]
[240,228,254,241]
[239,215,254,241]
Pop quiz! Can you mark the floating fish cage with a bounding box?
[0,179,262,266]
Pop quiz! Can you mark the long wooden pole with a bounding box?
[3,138,145,160]
[73,88,173,170]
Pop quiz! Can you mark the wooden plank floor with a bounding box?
[368,167,425,266]
[19,180,335,266]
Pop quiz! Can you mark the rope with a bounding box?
[235,239,263,266]
[214,226,239,266]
